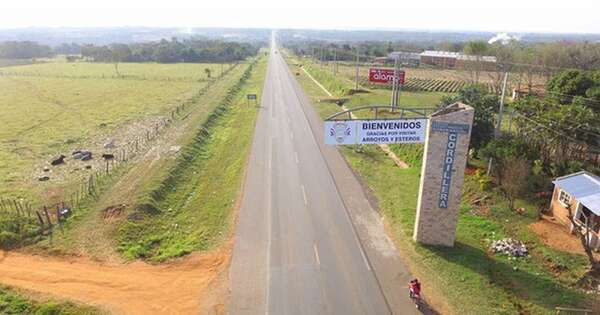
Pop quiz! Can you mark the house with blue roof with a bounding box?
[551,171,600,249]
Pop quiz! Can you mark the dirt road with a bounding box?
[0,244,230,315]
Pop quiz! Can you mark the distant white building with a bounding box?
[420,51,461,67]
[419,50,497,69]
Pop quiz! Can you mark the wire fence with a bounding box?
[0,62,242,233]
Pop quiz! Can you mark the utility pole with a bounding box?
[355,48,359,90]
[320,47,323,68]
[333,49,337,75]
[495,71,509,138]
[487,71,510,175]
[390,56,400,110]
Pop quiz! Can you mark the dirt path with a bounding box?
[529,217,599,258]
[0,243,231,315]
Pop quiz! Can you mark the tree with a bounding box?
[109,44,131,77]
[441,85,498,151]
[546,70,595,104]
[497,156,530,210]
[0,41,52,59]
[566,203,600,273]
[204,68,211,79]
[463,41,489,83]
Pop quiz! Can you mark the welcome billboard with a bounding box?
[324,119,427,145]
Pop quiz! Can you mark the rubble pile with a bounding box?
[490,238,528,257]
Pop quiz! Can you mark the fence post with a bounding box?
[43,206,52,228]
[36,211,44,229]
[13,199,20,216]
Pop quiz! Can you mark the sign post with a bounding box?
[368,66,405,111]
[247,93,258,106]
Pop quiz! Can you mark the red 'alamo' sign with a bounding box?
[368,68,405,85]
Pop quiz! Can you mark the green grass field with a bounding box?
[26,54,265,262]
[0,61,227,205]
[286,54,591,314]
[0,61,226,81]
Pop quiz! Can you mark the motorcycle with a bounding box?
[409,289,421,309]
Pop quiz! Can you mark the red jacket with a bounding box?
[409,282,421,295]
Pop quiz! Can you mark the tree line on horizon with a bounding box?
[286,40,600,71]
[0,38,260,63]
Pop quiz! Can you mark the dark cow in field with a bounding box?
[50,155,66,166]
[102,153,115,160]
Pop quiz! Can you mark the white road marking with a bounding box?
[313,244,321,266]
[358,243,371,271]
[265,137,273,314]
[294,151,299,164]
[301,185,308,206]
[290,131,294,140]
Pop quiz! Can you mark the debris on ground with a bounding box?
[490,238,529,257]
[169,146,181,153]
[73,150,92,161]
[50,155,66,165]
[58,207,71,220]
[38,176,50,181]
[81,151,93,161]
[103,204,127,221]
[104,138,117,149]
[102,153,115,160]
[43,166,50,172]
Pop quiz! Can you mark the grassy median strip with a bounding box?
[117,56,267,262]
[286,55,589,314]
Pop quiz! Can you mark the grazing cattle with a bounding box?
[50,155,66,166]
[102,153,115,160]
[81,151,92,161]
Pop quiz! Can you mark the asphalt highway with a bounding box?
[230,37,420,315]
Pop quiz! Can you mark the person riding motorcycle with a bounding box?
[409,278,421,299]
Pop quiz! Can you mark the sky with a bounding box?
[1,0,599,34]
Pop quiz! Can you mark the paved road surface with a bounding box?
[230,36,421,315]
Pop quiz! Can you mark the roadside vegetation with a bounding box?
[0,287,102,315]
[285,50,598,314]
[118,56,266,261]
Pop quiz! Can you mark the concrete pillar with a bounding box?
[413,103,474,246]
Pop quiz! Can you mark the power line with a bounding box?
[512,112,600,152]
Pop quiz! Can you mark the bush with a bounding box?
[441,85,498,150]
[0,215,39,249]
[480,135,539,163]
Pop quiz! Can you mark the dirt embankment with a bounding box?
[529,217,588,256]
[0,242,231,315]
